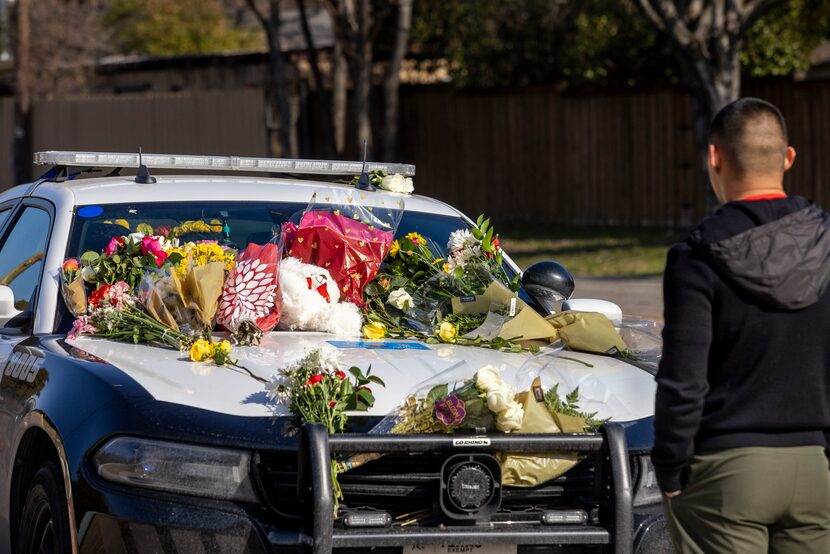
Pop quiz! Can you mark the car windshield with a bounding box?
[65,201,477,261]
[56,201,530,332]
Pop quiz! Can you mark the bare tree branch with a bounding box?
[637,0,667,31]
[244,0,269,32]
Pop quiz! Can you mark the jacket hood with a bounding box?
[689,196,830,310]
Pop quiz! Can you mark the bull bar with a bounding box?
[294,422,633,553]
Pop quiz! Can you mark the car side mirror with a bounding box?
[520,261,575,316]
[0,285,22,326]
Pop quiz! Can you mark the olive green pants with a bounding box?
[663,446,830,554]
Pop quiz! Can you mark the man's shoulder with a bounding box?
[664,238,715,283]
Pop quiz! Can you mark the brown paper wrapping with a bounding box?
[141,262,225,331]
[143,285,180,331]
[499,378,582,487]
[182,262,226,327]
[452,281,559,343]
[546,311,627,354]
[61,276,87,316]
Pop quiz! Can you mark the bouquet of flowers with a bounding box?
[215,239,282,342]
[283,190,404,305]
[138,238,234,334]
[79,233,176,291]
[60,257,87,316]
[362,215,532,351]
[373,364,523,435]
[370,361,605,489]
[266,348,384,512]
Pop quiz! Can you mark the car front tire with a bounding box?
[17,461,72,554]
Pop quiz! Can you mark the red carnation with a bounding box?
[306,373,324,387]
[335,370,346,380]
[329,401,337,407]
[88,284,112,309]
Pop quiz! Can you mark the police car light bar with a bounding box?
[32,151,416,177]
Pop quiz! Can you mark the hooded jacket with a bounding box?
[651,196,830,492]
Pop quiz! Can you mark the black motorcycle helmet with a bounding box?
[521,261,575,314]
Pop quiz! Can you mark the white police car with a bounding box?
[0,151,669,554]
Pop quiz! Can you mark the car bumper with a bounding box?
[78,502,669,554]
[77,423,671,553]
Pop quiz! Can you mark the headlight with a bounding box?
[632,454,662,507]
[93,436,259,503]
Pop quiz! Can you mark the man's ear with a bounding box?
[708,144,721,172]
[784,146,796,172]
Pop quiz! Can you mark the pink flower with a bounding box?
[104,237,122,256]
[67,316,98,340]
[140,236,162,256]
[141,236,168,267]
[108,281,132,309]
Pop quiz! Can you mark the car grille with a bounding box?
[255,450,605,526]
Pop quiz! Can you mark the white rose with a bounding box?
[127,232,145,244]
[387,288,414,311]
[475,365,501,392]
[496,402,525,432]
[486,386,515,413]
[379,173,414,194]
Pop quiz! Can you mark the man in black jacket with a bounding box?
[653,97,830,553]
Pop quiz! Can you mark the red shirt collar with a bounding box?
[739,193,787,202]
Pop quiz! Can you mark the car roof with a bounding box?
[1,175,461,218]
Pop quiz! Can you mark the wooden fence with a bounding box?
[399,86,703,226]
[1,79,829,226]
[0,88,268,187]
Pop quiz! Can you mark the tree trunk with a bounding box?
[246,0,293,158]
[352,0,373,156]
[13,0,31,184]
[332,40,348,157]
[382,0,412,162]
[297,0,337,158]
[674,46,741,215]
[267,31,294,157]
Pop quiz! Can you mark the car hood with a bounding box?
[68,333,655,422]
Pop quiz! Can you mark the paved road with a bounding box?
[572,275,663,322]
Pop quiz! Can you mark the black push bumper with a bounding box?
[295,422,634,554]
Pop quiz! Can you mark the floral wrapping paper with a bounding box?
[216,241,282,333]
[284,211,394,305]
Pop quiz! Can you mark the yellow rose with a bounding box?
[189,339,213,362]
[388,241,400,258]
[215,340,232,355]
[437,321,458,343]
[362,322,387,340]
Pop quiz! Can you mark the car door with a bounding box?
[0,200,53,454]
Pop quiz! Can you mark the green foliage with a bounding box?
[412,0,830,88]
[105,0,263,57]
[742,0,830,77]
[411,0,677,88]
[543,384,607,432]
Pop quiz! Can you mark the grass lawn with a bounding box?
[500,224,681,277]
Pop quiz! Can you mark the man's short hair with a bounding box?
[708,98,789,176]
